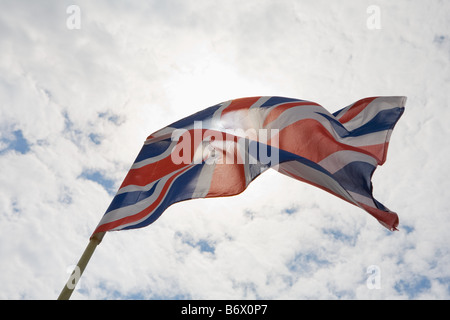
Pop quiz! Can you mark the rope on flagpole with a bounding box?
[57,232,105,300]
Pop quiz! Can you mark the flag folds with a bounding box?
[92,96,406,236]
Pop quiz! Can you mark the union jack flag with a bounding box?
[92,96,406,236]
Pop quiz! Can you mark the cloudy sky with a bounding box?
[0,0,449,300]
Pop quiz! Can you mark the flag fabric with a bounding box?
[92,96,406,236]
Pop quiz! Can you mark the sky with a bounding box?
[0,0,449,300]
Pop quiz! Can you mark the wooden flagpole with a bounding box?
[57,232,105,300]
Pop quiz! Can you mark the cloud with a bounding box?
[0,0,449,300]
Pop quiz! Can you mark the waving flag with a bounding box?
[92,96,405,236]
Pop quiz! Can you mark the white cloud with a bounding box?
[0,0,449,300]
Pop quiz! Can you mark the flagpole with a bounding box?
[57,232,105,300]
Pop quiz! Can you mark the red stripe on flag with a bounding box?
[221,97,262,116]
[357,142,390,165]
[263,101,320,127]
[207,163,247,197]
[120,157,188,188]
[359,203,399,231]
[276,119,380,164]
[120,129,206,188]
[338,97,378,124]
[94,165,194,234]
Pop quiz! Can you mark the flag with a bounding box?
[92,96,405,236]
